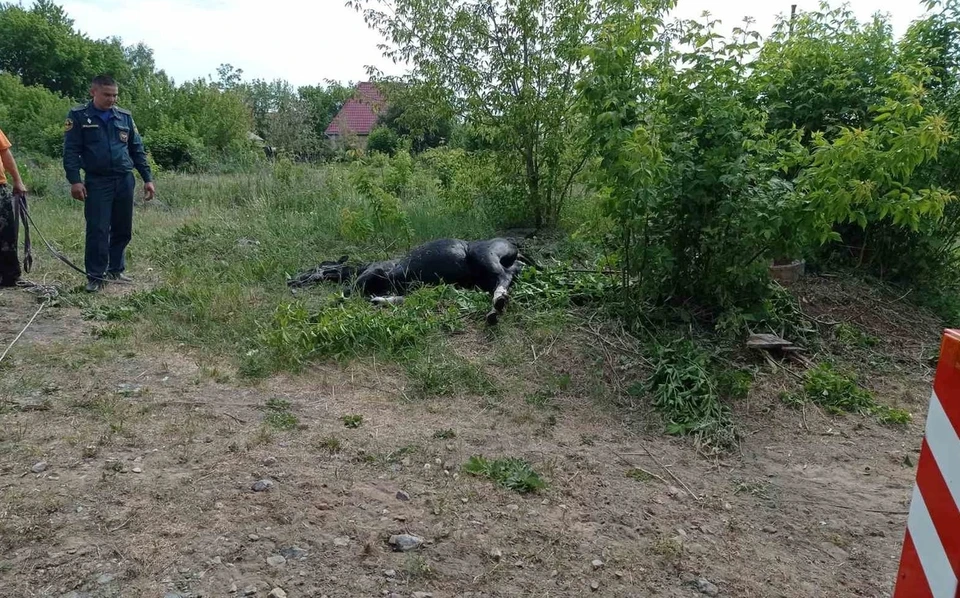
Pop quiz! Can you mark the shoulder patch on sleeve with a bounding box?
[65,118,74,132]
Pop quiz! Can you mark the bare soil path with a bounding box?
[0,276,937,598]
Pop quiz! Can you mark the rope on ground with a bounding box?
[0,299,48,366]
[16,279,62,301]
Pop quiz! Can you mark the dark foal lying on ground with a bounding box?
[287,238,537,324]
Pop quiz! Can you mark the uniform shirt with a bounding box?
[62,102,153,185]
[0,128,10,186]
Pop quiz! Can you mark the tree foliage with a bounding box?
[347,0,597,227]
[576,0,958,318]
[0,0,129,99]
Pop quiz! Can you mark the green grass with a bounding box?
[341,414,364,429]
[834,323,880,349]
[262,398,299,431]
[782,362,912,425]
[640,338,741,450]
[20,158,503,375]
[463,455,547,494]
[404,346,497,399]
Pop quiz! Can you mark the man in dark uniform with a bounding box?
[63,74,155,292]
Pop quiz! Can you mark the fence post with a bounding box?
[893,329,960,598]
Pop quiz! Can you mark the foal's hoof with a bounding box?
[494,293,508,313]
[485,310,499,326]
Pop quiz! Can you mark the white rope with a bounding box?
[0,299,48,365]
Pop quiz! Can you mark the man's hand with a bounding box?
[12,180,27,196]
[70,182,87,202]
[143,182,156,202]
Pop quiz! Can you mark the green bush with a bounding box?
[366,125,400,156]
[144,122,204,170]
[0,73,72,157]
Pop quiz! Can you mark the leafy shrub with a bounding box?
[144,122,204,170]
[642,338,743,451]
[339,154,415,252]
[578,3,960,323]
[0,72,72,157]
[715,282,819,344]
[579,10,803,317]
[366,125,400,156]
[464,455,546,494]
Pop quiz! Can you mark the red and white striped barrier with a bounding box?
[893,329,960,598]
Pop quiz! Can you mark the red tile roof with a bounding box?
[325,82,387,137]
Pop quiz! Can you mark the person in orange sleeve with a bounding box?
[0,127,27,287]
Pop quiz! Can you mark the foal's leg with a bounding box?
[468,240,524,325]
[480,265,516,325]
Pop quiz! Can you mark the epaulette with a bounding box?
[115,107,132,115]
[70,104,87,112]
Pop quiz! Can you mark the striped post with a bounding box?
[893,329,960,598]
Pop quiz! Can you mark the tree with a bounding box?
[215,63,244,91]
[120,42,176,134]
[0,1,130,99]
[375,81,454,153]
[747,2,899,144]
[298,81,355,141]
[346,0,596,227]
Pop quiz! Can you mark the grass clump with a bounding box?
[404,348,496,399]
[463,455,546,494]
[341,414,364,429]
[834,323,880,349]
[782,362,911,425]
[263,398,299,431]
[249,285,469,375]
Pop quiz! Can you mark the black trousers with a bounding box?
[0,183,20,287]
[84,172,134,281]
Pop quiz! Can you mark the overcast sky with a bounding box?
[57,0,932,88]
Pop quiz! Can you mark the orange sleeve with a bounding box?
[0,129,10,151]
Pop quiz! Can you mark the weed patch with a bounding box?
[782,362,911,425]
[341,414,364,429]
[250,285,469,374]
[315,436,343,454]
[626,468,655,482]
[642,339,743,450]
[262,398,299,431]
[463,455,546,494]
[834,323,880,349]
[511,266,618,311]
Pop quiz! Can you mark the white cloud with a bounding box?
[57,0,932,88]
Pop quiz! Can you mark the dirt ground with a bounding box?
[0,274,942,598]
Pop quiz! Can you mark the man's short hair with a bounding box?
[91,75,117,88]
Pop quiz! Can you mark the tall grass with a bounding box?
[15,152,538,377]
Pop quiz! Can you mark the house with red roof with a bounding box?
[324,82,388,147]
